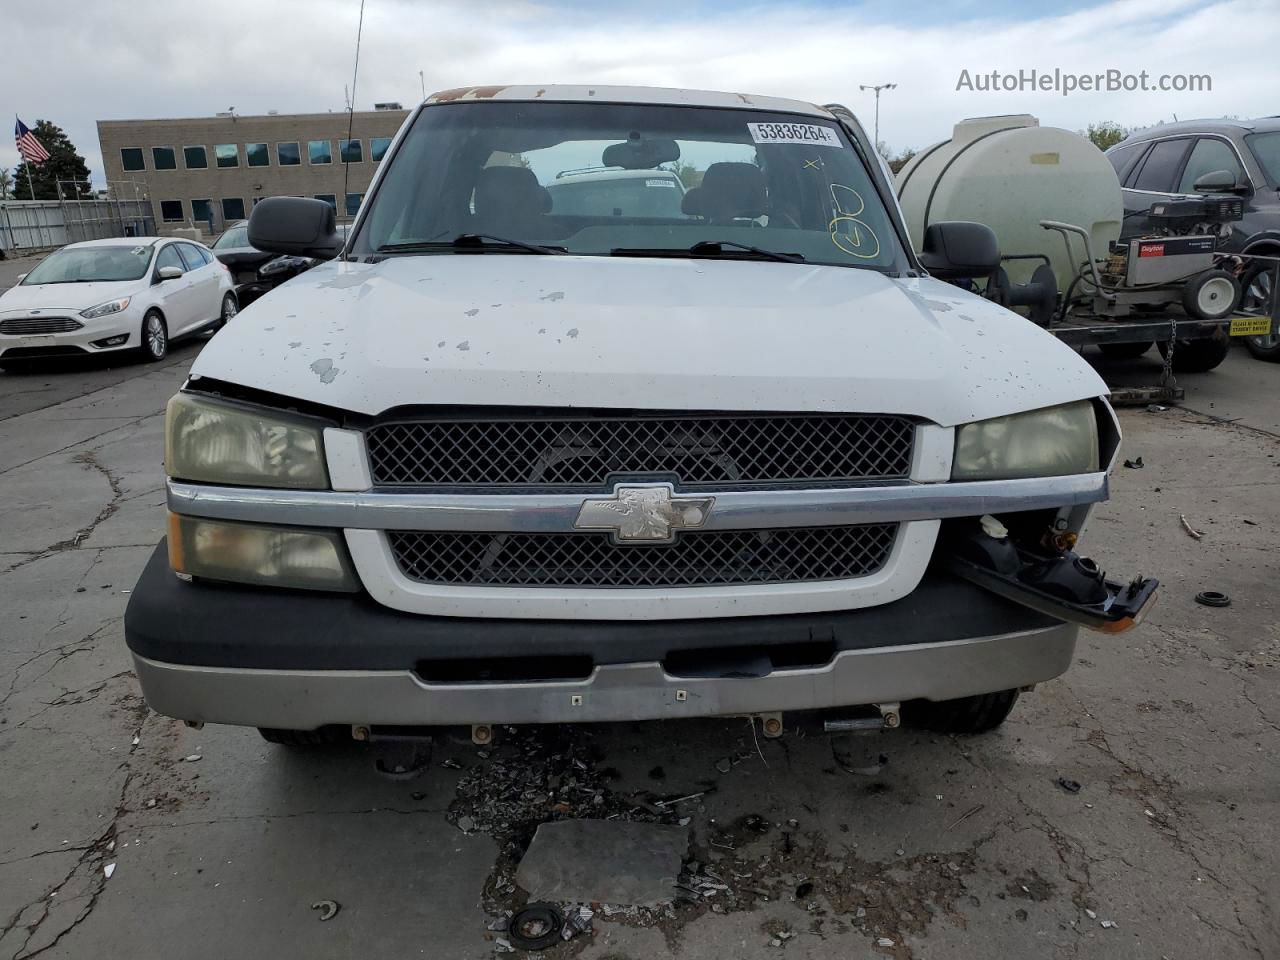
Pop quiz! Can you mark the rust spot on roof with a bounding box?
[429,85,508,103]
[534,89,546,98]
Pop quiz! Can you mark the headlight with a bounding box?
[952,401,1099,481]
[168,513,356,591]
[165,393,330,488]
[80,297,131,319]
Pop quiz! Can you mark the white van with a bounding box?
[125,85,1155,746]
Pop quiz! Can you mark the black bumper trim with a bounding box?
[124,540,1061,671]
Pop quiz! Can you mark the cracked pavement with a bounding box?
[0,262,1276,958]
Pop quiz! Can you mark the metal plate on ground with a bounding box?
[515,819,688,906]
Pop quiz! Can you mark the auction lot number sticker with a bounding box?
[747,122,841,146]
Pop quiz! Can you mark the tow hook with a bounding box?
[823,702,901,733]
[944,517,1158,633]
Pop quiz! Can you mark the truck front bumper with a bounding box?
[126,541,1077,729]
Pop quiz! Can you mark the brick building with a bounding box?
[96,106,410,234]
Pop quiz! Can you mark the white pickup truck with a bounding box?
[125,85,1155,746]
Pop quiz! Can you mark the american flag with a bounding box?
[15,117,51,165]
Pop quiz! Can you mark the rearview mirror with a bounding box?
[918,221,1000,279]
[248,196,342,260]
[1192,169,1245,194]
[602,136,680,170]
[156,265,183,281]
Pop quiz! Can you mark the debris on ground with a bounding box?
[1179,514,1204,540]
[877,936,895,946]
[1055,777,1082,794]
[561,905,594,941]
[515,819,689,906]
[311,899,339,921]
[1194,590,1230,608]
[947,804,984,829]
[1123,457,1144,469]
[507,903,564,950]
[1100,919,1118,929]
[181,754,202,763]
[103,863,116,879]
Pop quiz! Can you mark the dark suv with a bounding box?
[1106,118,1280,361]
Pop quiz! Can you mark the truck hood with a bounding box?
[192,255,1106,427]
[0,279,140,314]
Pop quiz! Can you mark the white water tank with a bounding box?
[896,115,1122,291]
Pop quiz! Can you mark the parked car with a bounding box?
[212,220,347,305]
[0,237,236,368]
[125,85,1155,749]
[1106,118,1280,361]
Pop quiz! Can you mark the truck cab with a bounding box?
[125,85,1152,745]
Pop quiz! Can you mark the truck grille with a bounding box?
[0,317,82,335]
[388,523,898,588]
[366,413,914,489]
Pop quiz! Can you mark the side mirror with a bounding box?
[918,221,1000,279]
[1192,169,1245,194]
[14,273,27,284]
[156,265,183,281]
[248,196,342,259]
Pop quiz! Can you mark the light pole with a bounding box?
[859,83,896,151]
[419,71,426,99]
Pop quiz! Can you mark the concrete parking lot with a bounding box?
[0,251,1276,959]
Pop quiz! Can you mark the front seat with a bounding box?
[472,166,552,235]
[696,162,768,223]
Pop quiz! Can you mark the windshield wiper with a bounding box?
[376,234,566,256]
[611,241,805,264]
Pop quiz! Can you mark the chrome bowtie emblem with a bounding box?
[574,484,715,543]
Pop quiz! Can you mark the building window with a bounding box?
[308,140,332,165]
[277,142,301,166]
[152,146,177,170]
[339,139,363,163]
[159,199,185,222]
[215,144,239,168]
[370,137,392,162]
[191,199,213,226]
[314,194,337,208]
[120,148,145,172]
[245,143,269,167]
[221,198,246,222]
[183,146,208,169]
[345,193,363,217]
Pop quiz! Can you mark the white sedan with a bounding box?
[0,237,238,368]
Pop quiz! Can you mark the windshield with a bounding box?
[213,225,250,250]
[352,101,906,271]
[21,245,154,284]
[1246,131,1280,186]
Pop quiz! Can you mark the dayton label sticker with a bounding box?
[747,122,841,146]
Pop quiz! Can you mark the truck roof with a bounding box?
[424,84,835,119]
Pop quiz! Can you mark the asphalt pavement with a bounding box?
[0,252,1276,959]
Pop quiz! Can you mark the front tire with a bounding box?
[258,726,347,746]
[139,310,168,362]
[908,689,1020,734]
[1156,334,1230,373]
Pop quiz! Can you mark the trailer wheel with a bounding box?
[1097,341,1152,360]
[1181,269,1239,321]
[1157,334,1230,373]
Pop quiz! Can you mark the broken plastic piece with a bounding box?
[1056,777,1082,794]
[103,863,116,879]
[1123,457,1144,469]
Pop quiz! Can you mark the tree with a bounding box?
[662,161,703,190]
[888,147,917,175]
[1083,121,1128,152]
[0,169,11,199]
[10,120,92,200]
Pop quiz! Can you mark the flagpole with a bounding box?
[25,165,37,201]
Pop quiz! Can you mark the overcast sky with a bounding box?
[5,0,1277,188]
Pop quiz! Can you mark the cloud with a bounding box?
[4,0,1277,186]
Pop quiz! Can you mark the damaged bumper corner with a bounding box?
[943,522,1158,634]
